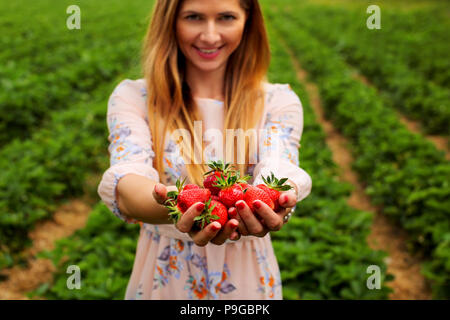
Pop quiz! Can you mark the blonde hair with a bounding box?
[141,0,270,185]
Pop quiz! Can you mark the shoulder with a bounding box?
[108,78,147,113]
[262,82,302,111]
[110,78,147,100]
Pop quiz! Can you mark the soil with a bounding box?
[0,186,97,300]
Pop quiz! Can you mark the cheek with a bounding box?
[176,24,192,47]
[226,27,245,50]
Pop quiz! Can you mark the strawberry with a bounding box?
[177,188,211,213]
[214,171,250,208]
[183,184,200,191]
[257,172,293,212]
[243,185,275,212]
[203,160,234,195]
[164,178,210,223]
[194,199,228,229]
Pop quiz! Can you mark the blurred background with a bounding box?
[0,0,448,300]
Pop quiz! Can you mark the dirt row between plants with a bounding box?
[0,179,99,300]
[282,41,433,299]
[354,71,450,161]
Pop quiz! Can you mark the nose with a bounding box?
[199,20,221,45]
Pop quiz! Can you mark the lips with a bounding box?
[194,45,224,59]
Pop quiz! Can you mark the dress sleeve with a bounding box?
[252,84,312,203]
[97,79,160,224]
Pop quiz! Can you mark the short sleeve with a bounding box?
[252,84,312,202]
[97,79,160,223]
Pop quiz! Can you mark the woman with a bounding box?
[98,0,312,299]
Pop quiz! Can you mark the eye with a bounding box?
[185,14,201,21]
[220,15,236,21]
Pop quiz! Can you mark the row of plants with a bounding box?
[294,1,450,88]
[29,20,393,300]
[264,2,449,299]
[0,80,113,269]
[279,2,450,136]
[0,0,153,146]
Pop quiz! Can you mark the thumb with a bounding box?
[153,183,167,204]
[278,191,297,208]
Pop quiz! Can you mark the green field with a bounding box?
[1,0,448,300]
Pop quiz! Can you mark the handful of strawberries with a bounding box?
[163,160,293,230]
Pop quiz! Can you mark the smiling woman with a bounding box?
[97,0,312,300]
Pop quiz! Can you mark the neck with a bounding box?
[185,64,226,101]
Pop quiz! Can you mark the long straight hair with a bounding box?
[141,0,270,185]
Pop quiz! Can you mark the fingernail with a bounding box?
[197,203,205,211]
[236,201,245,210]
[211,223,221,231]
[253,200,261,209]
[229,208,237,218]
[231,221,238,228]
[283,195,289,203]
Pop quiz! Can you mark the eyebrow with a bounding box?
[181,10,239,16]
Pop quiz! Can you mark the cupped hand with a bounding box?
[153,183,240,246]
[233,191,297,238]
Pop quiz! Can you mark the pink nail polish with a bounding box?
[197,203,205,211]
[253,200,261,209]
[211,223,221,231]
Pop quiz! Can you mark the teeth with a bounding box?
[199,48,218,54]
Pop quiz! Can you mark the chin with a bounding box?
[192,61,225,73]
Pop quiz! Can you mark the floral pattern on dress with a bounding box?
[107,116,154,166]
[184,244,236,300]
[255,248,282,299]
[153,238,186,289]
[260,111,299,166]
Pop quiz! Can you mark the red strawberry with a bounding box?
[257,172,293,212]
[194,199,228,229]
[203,160,233,195]
[177,188,211,213]
[243,185,274,212]
[214,171,250,208]
[218,184,244,208]
[211,195,220,201]
[183,184,200,191]
[164,177,210,223]
[203,171,223,195]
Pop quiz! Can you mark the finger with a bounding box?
[153,183,167,204]
[253,200,283,232]
[236,200,266,236]
[231,205,249,236]
[176,202,205,233]
[230,230,241,241]
[191,221,222,247]
[278,192,297,208]
[211,219,239,245]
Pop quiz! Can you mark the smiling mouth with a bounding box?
[194,45,225,54]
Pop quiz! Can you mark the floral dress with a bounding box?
[97,79,312,299]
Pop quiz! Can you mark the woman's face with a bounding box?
[176,0,247,74]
